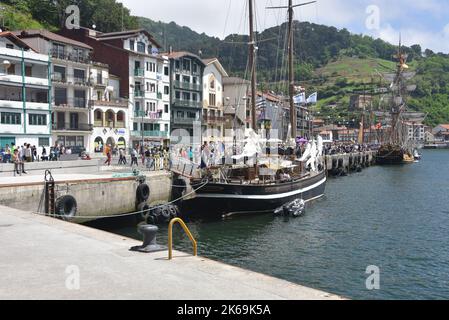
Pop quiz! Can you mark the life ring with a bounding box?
[136,202,151,220]
[136,183,150,203]
[55,195,77,220]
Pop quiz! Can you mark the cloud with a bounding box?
[121,0,449,53]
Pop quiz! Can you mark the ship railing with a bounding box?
[169,155,202,179]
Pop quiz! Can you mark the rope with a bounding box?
[33,180,209,220]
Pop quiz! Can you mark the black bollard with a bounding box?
[130,224,167,253]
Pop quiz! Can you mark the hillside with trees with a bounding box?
[1,0,448,126]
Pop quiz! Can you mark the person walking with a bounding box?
[104,144,112,166]
[118,148,126,165]
[130,147,138,166]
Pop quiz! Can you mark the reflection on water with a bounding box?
[87,150,449,300]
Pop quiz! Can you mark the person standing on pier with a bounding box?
[130,147,138,166]
[104,144,112,166]
[12,149,27,175]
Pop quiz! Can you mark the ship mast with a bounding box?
[248,0,257,133]
[267,1,316,140]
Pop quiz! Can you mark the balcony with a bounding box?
[50,49,91,64]
[53,98,87,109]
[52,123,93,132]
[134,68,145,77]
[131,131,169,138]
[173,81,201,91]
[134,110,163,120]
[173,117,200,125]
[173,99,201,109]
[0,74,49,87]
[134,90,144,98]
[203,115,225,124]
[89,98,128,108]
[52,74,89,87]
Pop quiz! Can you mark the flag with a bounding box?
[306,92,318,104]
[293,93,306,104]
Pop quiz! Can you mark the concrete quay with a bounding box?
[0,206,343,300]
[0,170,172,223]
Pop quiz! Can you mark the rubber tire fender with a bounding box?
[136,183,150,203]
[55,195,77,220]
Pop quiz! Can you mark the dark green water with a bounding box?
[88,150,449,300]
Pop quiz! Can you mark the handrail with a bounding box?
[168,218,197,260]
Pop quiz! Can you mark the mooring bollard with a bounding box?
[130,224,167,253]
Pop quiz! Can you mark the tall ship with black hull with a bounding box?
[175,0,326,218]
[376,38,421,165]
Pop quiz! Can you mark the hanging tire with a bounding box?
[161,207,171,223]
[169,205,178,219]
[55,195,77,220]
[136,202,151,220]
[136,183,150,203]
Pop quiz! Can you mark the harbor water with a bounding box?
[88,149,449,300]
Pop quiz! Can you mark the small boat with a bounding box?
[413,149,422,161]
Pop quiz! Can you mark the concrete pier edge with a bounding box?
[0,205,344,300]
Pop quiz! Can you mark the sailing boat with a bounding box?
[376,38,417,165]
[179,0,326,218]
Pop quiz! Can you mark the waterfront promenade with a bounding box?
[0,206,342,300]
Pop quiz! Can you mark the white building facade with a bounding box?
[0,32,51,153]
[123,34,171,148]
[90,64,129,154]
[202,58,228,143]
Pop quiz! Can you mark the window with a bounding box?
[54,88,67,106]
[72,48,86,62]
[209,93,216,106]
[53,66,66,81]
[164,104,169,113]
[193,77,197,84]
[38,138,50,147]
[175,74,180,81]
[182,59,190,71]
[176,111,184,118]
[97,72,103,85]
[74,69,86,83]
[1,112,21,125]
[175,91,180,99]
[25,66,32,77]
[164,66,169,76]
[192,63,198,73]
[53,43,65,59]
[187,112,196,118]
[137,42,146,53]
[149,83,156,93]
[146,62,156,72]
[164,124,168,132]
[29,114,47,126]
[95,110,102,121]
[164,86,169,95]
[7,64,15,75]
[182,92,190,100]
[74,90,86,108]
[210,78,215,89]
[6,43,13,49]
[192,93,197,102]
[175,60,180,69]
[129,40,135,51]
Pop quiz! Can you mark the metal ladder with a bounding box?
[44,170,55,215]
[168,218,197,260]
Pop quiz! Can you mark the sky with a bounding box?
[122,0,449,53]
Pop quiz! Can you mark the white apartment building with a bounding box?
[90,64,129,153]
[202,58,228,143]
[0,32,51,153]
[15,30,95,153]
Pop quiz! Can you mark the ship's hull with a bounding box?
[180,170,326,218]
[376,144,406,165]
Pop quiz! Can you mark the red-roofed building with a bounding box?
[433,124,449,141]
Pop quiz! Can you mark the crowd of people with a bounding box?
[323,142,376,155]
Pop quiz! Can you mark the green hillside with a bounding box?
[1,0,448,126]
